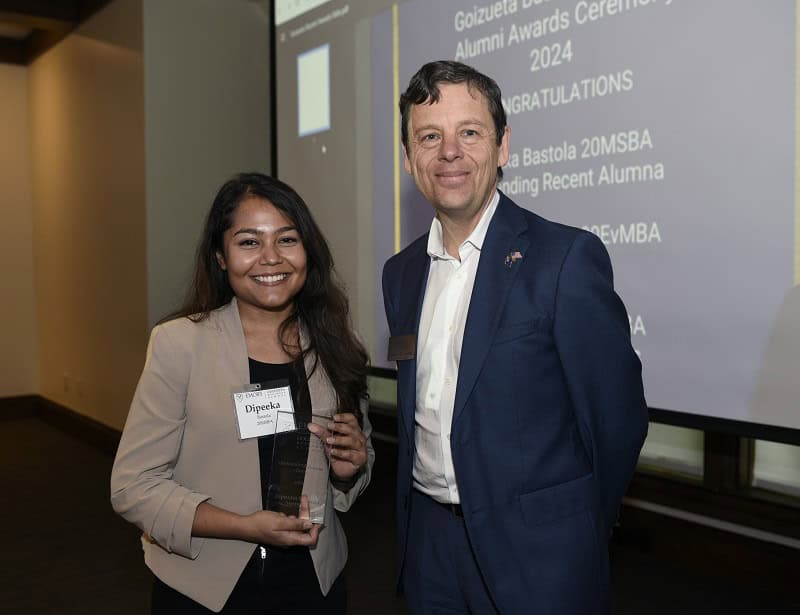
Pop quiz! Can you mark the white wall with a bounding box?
[29,0,148,430]
[143,0,271,325]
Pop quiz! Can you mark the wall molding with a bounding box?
[0,395,39,420]
[1,395,120,456]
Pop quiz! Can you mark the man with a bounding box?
[382,60,649,614]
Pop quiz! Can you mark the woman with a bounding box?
[111,173,374,613]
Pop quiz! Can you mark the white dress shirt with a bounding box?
[413,191,500,504]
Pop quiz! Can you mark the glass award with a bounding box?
[265,410,332,523]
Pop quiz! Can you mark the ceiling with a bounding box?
[0,0,113,65]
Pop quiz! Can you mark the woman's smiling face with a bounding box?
[216,196,308,318]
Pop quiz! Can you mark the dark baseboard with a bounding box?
[0,394,121,456]
[615,504,800,605]
[628,471,800,540]
[0,394,40,420]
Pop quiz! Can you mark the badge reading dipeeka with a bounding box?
[231,380,331,523]
[232,380,296,440]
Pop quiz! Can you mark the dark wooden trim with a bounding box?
[704,431,748,491]
[368,366,398,379]
[0,0,114,64]
[0,1,79,24]
[0,35,25,64]
[628,472,800,539]
[739,436,756,487]
[0,395,121,456]
[36,396,121,456]
[76,0,115,21]
[23,28,67,62]
[0,11,74,32]
[615,504,800,605]
[649,407,800,445]
[0,394,40,419]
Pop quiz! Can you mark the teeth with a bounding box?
[253,274,288,283]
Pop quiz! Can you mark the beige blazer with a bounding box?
[110,300,374,612]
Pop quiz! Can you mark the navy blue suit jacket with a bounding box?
[382,193,648,614]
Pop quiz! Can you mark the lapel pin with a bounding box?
[504,250,523,268]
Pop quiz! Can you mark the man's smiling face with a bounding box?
[403,82,509,225]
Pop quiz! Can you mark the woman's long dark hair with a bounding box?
[168,172,368,415]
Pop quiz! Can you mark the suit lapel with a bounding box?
[218,298,250,386]
[452,195,529,426]
[396,239,431,443]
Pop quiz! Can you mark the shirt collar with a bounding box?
[426,190,500,260]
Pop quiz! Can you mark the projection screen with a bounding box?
[274,0,800,433]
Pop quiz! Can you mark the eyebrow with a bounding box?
[413,118,489,134]
[232,225,297,236]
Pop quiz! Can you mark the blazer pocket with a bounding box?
[519,473,594,526]
[493,316,551,346]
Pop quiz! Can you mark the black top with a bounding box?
[247,357,316,574]
[248,357,311,510]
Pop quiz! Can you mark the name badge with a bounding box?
[387,334,417,361]
[232,380,297,440]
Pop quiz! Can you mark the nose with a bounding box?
[438,132,462,162]
[259,243,282,265]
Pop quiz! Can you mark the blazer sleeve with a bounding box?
[553,231,649,533]
[110,323,210,559]
[332,397,375,511]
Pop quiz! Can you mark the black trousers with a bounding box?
[151,546,346,614]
